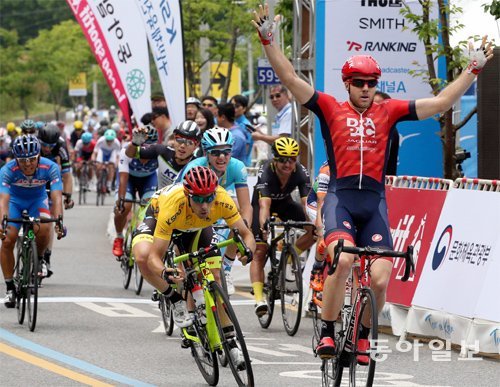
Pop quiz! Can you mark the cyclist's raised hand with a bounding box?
[251,3,280,46]
[466,35,495,75]
[131,127,147,146]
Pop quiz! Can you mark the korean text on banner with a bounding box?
[66,0,131,129]
[135,0,185,127]
[413,189,500,319]
[385,187,447,306]
[87,0,151,128]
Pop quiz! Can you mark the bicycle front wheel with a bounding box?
[210,281,254,387]
[350,288,378,387]
[121,233,133,289]
[159,295,174,336]
[190,319,219,386]
[27,241,39,332]
[133,260,143,295]
[280,245,303,336]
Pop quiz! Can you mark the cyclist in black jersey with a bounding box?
[250,137,316,316]
[125,120,201,188]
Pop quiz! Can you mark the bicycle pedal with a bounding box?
[180,338,191,349]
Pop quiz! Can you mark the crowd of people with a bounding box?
[0,3,493,375]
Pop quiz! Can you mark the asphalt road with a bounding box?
[0,195,498,386]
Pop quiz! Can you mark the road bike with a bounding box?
[96,162,109,206]
[165,228,254,386]
[118,197,149,295]
[2,211,63,332]
[77,160,93,205]
[258,216,314,336]
[319,239,414,387]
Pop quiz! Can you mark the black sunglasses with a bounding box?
[208,148,232,157]
[270,93,282,100]
[274,156,297,164]
[350,79,378,88]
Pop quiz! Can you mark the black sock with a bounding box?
[5,279,15,291]
[320,320,335,339]
[44,250,52,264]
[359,324,370,339]
[163,287,182,303]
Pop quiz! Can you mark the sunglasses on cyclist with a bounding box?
[17,156,38,164]
[39,140,57,148]
[175,136,197,146]
[274,156,297,164]
[208,148,232,157]
[270,93,282,100]
[189,193,216,204]
[350,79,378,88]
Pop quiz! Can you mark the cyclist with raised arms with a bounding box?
[147,166,255,366]
[175,126,252,294]
[252,3,495,361]
[125,120,201,189]
[0,135,64,307]
[92,129,121,193]
[112,125,159,258]
[250,137,315,316]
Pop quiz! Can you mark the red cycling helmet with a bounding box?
[341,55,381,81]
[183,166,218,196]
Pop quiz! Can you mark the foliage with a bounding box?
[482,1,500,19]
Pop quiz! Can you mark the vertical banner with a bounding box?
[135,0,186,127]
[314,0,442,177]
[66,0,132,129]
[67,0,152,129]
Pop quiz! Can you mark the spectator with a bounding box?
[151,106,171,145]
[186,97,201,120]
[374,91,400,176]
[217,103,247,164]
[230,94,254,166]
[195,108,215,133]
[151,93,167,109]
[201,95,219,118]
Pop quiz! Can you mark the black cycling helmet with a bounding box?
[38,123,61,145]
[173,120,202,140]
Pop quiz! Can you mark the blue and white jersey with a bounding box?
[0,157,63,199]
[118,147,158,178]
[175,157,248,190]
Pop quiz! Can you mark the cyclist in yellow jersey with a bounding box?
[142,166,255,330]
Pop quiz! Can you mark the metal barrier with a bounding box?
[392,175,454,190]
[454,178,500,192]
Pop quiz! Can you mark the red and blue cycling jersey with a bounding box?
[304,91,418,192]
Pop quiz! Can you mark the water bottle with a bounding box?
[192,284,207,324]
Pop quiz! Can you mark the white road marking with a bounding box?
[76,302,157,317]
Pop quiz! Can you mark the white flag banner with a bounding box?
[86,0,152,126]
[135,0,186,127]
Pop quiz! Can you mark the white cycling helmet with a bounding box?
[186,97,201,107]
[201,126,234,151]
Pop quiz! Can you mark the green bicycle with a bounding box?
[2,211,63,332]
[118,197,149,295]
[166,229,254,387]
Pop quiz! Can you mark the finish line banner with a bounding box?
[314,0,442,177]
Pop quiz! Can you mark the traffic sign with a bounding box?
[257,58,280,85]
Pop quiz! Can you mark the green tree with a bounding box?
[25,20,94,119]
[400,1,487,179]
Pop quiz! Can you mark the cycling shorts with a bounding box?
[96,149,118,164]
[322,189,393,249]
[116,174,157,201]
[8,196,51,230]
[251,197,306,242]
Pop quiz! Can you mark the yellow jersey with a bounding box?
[153,184,240,240]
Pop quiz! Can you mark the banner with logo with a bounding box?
[385,187,447,306]
[135,0,185,127]
[66,0,132,129]
[314,0,442,177]
[67,0,152,130]
[413,189,500,318]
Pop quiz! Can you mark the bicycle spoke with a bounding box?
[189,319,219,386]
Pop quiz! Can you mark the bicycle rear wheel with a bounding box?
[189,319,219,386]
[211,281,254,386]
[350,288,378,387]
[27,241,39,332]
[159,295,174,336]
[322,357,343,387]
[280,245,303,336]
[258,264,277,329]
[15,248,26,325]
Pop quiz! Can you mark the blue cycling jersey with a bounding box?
[175,157,248,190]
[0,157,63,199]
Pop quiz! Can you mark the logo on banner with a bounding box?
[432,225,453,270]
[69,0,82,13]
[126,69,146,99]
[359,18,405,30]
[361,0,402,6]
[490,329,500,347]
[346,40,417,52]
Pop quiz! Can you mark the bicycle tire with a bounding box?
[189,318,219,386]
[210,281,254,387]
[121,231,133,289]
[349,288,378,387]
[280,245,303,336]
[258,256,277,329]
[27,240,39,332]
[159,295,174,336]
[133,261,143,295]
[322,357,343,387]
[15,247,26,325]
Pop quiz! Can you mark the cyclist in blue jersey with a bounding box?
[0,135,64,308]
[176,126,252,294]
[112,125,159,258]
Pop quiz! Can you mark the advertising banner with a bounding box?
[385,187,448,306]
[314,0,442,177]
[413,189,500,318]
[135,0,185,128]
[67,0,132,129]
[69,72,87,96]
